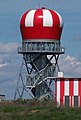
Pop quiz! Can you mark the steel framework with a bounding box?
[14,41,64,100]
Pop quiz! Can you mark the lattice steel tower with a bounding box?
[14,8,64,100]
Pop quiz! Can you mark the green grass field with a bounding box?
[0,100,81,120]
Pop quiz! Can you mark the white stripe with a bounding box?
[72,96,74,107]
[25,10,36,27]
[54,11,63,27]
[74,80,78,95]
[43,10,53,27]
[65,80,69,95]
[57,81,60,106]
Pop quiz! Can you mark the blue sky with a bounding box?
[0,0,81,99]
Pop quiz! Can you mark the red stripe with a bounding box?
[34,9,43,26]
[55,80,57,103]
[21,27,62,40]
[60,79,64,106]
[69,79,74,107]
[78,79,81,107]
[20,9,63,40]
[20,10,30,28]
[20,10,30,39]
[49,10,60,27]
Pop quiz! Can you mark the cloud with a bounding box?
[0,63,7,68]
[0,42,81,99]
[0,42,22,99]
[0,42,21,54]
[0,0,81,99]
[46,54,81,77]
[59,55,81,77]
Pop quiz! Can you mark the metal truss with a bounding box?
[14,53,61,100]
[14,41,64,100]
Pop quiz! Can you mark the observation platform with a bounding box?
[18,42,65,54]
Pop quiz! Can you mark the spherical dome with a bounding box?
[20,8,64,41]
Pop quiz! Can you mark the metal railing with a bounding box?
[18,41,65,53]
[18,46,65,53]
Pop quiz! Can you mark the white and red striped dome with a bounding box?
[20,8,64,41]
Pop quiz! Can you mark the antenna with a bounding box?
[24,0,32,9]
[38,0,41,8]
[14,8,64,100]
[50,0,56,8]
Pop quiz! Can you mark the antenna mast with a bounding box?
[38,0,41,8]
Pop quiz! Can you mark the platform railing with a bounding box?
[18,41,65,53]
[18,46,65,53]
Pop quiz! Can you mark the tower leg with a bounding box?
[14,54,60,100]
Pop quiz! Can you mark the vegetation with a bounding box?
[0,99,81,120]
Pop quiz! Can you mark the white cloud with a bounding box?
[0,42,81,99]
[0,42,22,99]
[0,42,21,54]
[47,54,81,77]
[0,63,7,68]
[59,55,81,77]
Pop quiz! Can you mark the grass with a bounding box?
[0,99,81,120]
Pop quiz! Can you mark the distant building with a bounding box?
[56,78,81,107]
[0,95,5,101]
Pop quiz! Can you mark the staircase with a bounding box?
[25,55,55,100]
